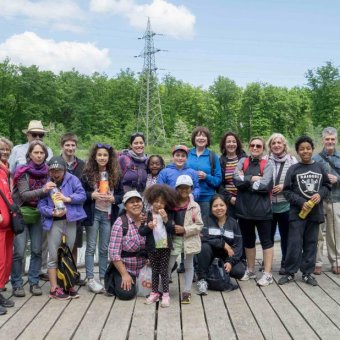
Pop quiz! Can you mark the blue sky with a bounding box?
[0,0,339,88]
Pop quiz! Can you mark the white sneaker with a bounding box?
[257,272,273,287]
[88,278,104,293]
[196,279,208,295]
[240,269,257,281]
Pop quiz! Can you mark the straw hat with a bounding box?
[22,120,48,134]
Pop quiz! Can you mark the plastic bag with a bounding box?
[136,264,152,297]
[153,215,168,248]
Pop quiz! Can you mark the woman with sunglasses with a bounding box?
[233,137,274,286]
[81,143,123,293]
[119,132,148,194]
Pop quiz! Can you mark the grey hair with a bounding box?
[322,127,337,138]
[0,136,13,150]
[266,133,289,154]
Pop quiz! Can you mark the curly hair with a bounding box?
[146,155,165,174]
[144,184,178,210]
[295,135,314,152]
[82,144,120,189]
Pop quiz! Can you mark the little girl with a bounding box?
[168,175,203,304]
[145,155,165,189]
[139,184,178,307]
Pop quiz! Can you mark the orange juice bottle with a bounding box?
[99,171,109,194]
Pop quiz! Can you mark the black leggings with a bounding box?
[271,211,289,265]
[148,248,171,293]
[238,218,273,250]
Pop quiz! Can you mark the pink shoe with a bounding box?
[145,292,160,305]
[161,293,170,308]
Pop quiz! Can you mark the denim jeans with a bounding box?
[85,209,111,279]
[11,219,42,288]
[198,201,210,220]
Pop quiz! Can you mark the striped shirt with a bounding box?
[108,215,146,276]
[224,156,239,197]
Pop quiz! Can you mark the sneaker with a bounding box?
[0,293,15,308]
[49,287,71,300]
[240,269,257,281]
[145,292,160,305]
[177,262,185,273]
[181,292,191,304]
[257,272,273,287]
[302,273,318,286]
[30,284,42,296]
[278,274,295,285]
[13,286,26,297]
[160,293,170,308]
[279,267,286,275]
[196,279,208,295]
[0,305,7,315]
[87,278,104,294]
[67,287,80,299]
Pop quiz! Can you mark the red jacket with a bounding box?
[0,162,13,231]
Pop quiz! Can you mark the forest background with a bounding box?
[0,59,339,159]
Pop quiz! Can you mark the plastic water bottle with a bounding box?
[298,200,316,219]
[99,171,109,193]
[50,188,66,211]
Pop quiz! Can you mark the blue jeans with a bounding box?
[198,201,210,220]
[85,209,111,279]
[11,219,42,288]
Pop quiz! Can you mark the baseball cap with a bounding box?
[123,190,143,204]
[48,156,67,170]
[175,175,193,187]
[172,145,189,155]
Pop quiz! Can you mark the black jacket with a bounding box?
[138,211,175,251]
[201,215,243,266]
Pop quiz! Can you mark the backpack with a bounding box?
[57,235,80,290]
[209,151,216,175]
[243,157,266,175]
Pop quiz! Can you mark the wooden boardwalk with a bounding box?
[1,243,340,340]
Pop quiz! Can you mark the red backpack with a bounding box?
[243,157,266,175]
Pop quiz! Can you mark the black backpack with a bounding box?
[207,258,238,292]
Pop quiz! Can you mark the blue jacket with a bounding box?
[187,148,222,202]
[38,172,87,231]
[313,149,340,202]
[157,163,200,201]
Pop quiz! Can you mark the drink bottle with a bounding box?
[99,171,109,194]
[298,200,315,219]
[50,188,66,211]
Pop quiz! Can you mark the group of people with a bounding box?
[0,121,339,314]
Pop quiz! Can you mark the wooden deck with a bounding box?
[1,243,340,340]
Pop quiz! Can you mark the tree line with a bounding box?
[0,58,339,155]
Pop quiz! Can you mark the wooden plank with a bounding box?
[156,273,181,340]
[100,297,136,340]
[317,273,340,304]
[202,289,236,340]
[274,273,340,339]
[72,292,114,340]
[239,279,291,339]
[222,281,264,340]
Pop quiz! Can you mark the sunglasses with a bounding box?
[31,133,45,138]
[250,143,263,149]
[131,132,144,137]
[97,143,112,150]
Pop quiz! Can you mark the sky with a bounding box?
[0,0,339,89]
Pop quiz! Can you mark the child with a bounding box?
[145,155,165,189]
[139,184,178,307]
[81,143,123,293]
[168,175,203,304]
[279,136,331,286]
[38,157,86,300]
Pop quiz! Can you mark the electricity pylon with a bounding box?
[135,18,166,146]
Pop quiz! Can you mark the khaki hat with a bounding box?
[22,120,47,134]
[123,190,143,204]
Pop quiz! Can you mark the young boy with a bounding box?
[279,136,331,286]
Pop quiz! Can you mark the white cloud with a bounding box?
[90,0,195,39]
[0,0,85,32]
[0,32,111,74]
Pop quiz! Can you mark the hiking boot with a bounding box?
[13,287,25,297]
[177,262,185,273]
[88,278,104,294]
[240,269,257,281]
[0,293,14,308]
[181,292,191,304]
[30,284,42,296]
[160,293,170,308]
[196,279,208,295]
[257,272,273,287]
[313,266,322,275]
[278,274,295,285]
[0,305,7,315]
[39,273,49,281]
[49,287,71,301]
[302,273,318,286]
[67,287,80,299]
[145,292,160,305]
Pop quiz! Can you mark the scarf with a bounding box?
[269,152,288,163]
[128,149,148,163]
[13,160,49,188]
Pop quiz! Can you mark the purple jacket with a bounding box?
[38,172,87,231]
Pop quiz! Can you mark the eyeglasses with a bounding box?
[250,143,263,149]
[96,143,112,150]
[132,132,144,137]
[31,133,45,138]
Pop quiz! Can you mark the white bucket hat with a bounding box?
[123,190,143,204]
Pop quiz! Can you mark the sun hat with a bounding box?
[22,120,47,134]
[123,190,143,204]
[172,145,189,155]
[175,175,193,187]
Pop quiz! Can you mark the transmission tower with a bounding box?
[135,18,166,146]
